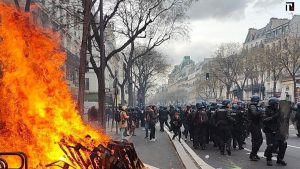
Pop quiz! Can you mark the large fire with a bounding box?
[0,3,110,168]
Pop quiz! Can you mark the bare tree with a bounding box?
[133,50,169,107]
[264,43,284,96]
[112,0,189,106]
[209,43,240,98]
[280,35,300,102]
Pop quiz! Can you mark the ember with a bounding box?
[0,3,145,169]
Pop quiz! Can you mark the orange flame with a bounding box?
[0,3,110,168]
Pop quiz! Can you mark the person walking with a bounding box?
[214,100,235,155]
[293,103,300,137]
[118,106,129,140]
[170,112,183,142]
[149,106,158,141]
[182,105,192,141]
[144,107,151,139]
[193,103,209,150]
[248,96,264,161]
[159,106,170,132]
[263,97,287,166]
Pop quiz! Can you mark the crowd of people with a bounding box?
[113,96,300,166]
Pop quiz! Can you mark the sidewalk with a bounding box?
[105,122,185,169]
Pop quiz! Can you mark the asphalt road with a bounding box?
[130,126,185,169]
[185,126,300,169]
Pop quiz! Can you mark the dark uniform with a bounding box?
[231,104,245,150]
[214,100,234,155]
[207,102,218,147]
[193,103,209,150]
[159,107,170,131]
[186,106,196,141]
[294,103,300,137]
[248,96,263,161]
[182,105,192,140]
[263,97,287,166]
[237,102,248,144]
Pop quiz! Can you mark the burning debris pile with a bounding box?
[0,3,146,169]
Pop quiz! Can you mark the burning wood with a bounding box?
[45,138,146,169]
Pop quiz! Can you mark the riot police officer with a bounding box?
[231,103,246,150]
[207,102,218,147]
[214,99,235,155]
[237,101,248,144]
[293,103,300,137]
[263,97,287,166]
[193,103,209,150]
[248,96,263,161]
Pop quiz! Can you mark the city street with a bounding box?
[184,127,300,169]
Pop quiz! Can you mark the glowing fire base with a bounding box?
[0,139,147,169]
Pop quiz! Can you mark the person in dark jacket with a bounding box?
[183,105,192,141]
[214,100,235,155]
[263,97,287,166]
[293,103,300,137]
[171,112,183,142]
[193,103,209,150]
[159,106,170,132]
[231,104,245,150]
[248,96,264,161]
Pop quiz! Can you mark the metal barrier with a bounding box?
[0,152,27,169]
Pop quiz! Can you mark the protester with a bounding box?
[170,112,182,142]
[118,106,129,140]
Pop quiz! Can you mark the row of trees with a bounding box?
[198,29,300,101]
[15,0,196,126]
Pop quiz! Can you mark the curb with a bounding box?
[165,127,215,169]
[165,128,199,169]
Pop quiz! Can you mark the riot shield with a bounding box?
[278,100,292,140]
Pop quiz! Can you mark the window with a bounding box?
[85,78,90,90]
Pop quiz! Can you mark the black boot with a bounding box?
[227,149,231,156]
[276,160,287,166]
[267,160,273,166]
[249,155,259,161]
[255,155,260,160]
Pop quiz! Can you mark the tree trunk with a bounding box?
[120,84,125,105]
[78,0,91,114]
[97,69,105,128]
[128,78,133,107]
[25,0,31,12]
[13,0,20,9]
[293,77,297,102]
[237,87,243,101]
[226,85,231,99]
[98,0,106,128]
[273,80,277,97]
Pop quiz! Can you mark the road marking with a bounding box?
[165,127,214,169]
[144,164,160,169]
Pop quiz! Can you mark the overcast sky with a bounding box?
[159,0,298,65]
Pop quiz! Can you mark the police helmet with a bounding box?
[297,103,300,110]
[222,99,231,107]
[232,104,238,110]
[196,102,204,109]
[268,97,279,108]
[250,95,260,104]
